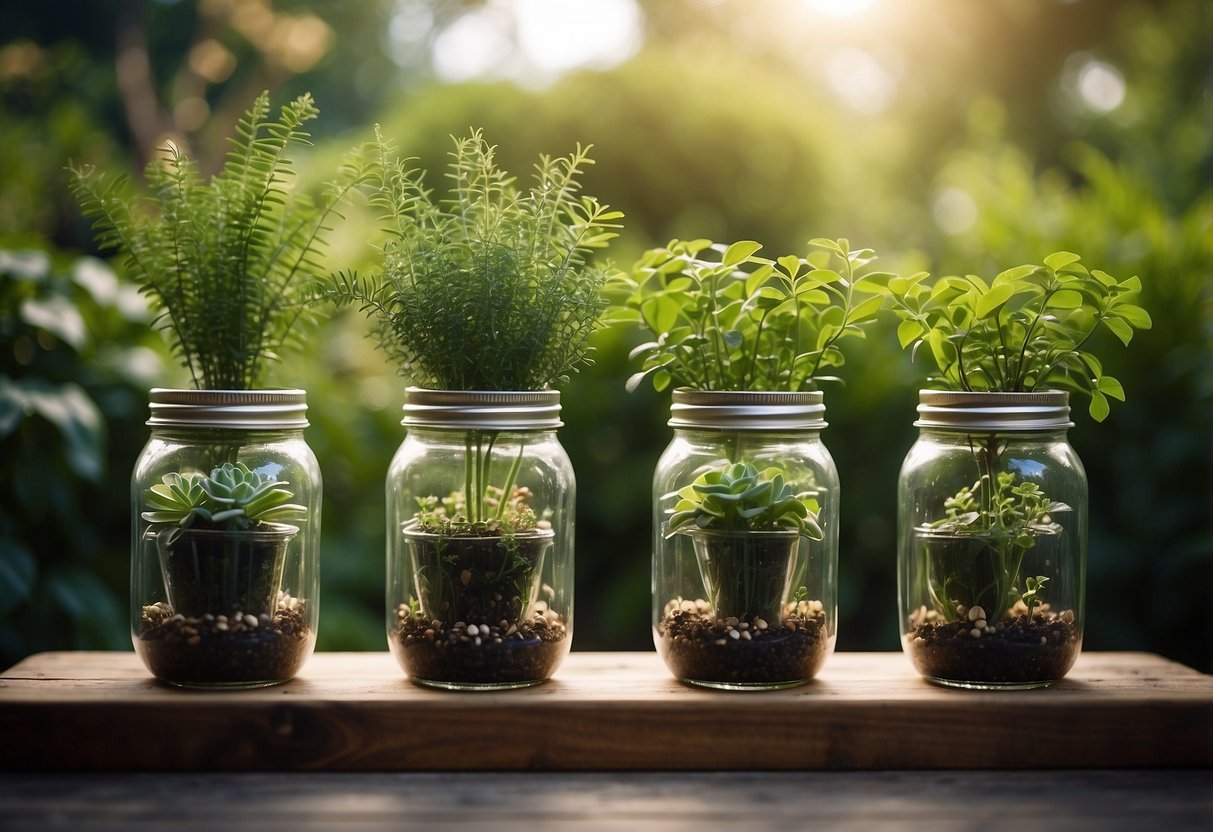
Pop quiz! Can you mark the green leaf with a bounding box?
[1048,289,1084,309]
[1114,304,1153,329]
[1044,251,1082,270]
[776,255,802,279]
[722,240,762,266]
[848,294,884,323]
[652,369,672,392]
[1097,375,1125,400]
[1102,316,1134,346]
[975,283,1015,318]
[898,319,924,348]
[1089,390,1110,422]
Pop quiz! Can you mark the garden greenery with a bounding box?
[607,237,887,392]
[69,92,362,390]
[329,128,622,391]
[882,252,1152,420]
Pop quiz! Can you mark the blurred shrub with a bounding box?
[0,249,164,665]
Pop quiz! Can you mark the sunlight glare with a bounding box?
[803,0,878,18]
[430,0,642,86]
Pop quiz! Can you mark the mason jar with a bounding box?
[386,388,574,690]
[130,389,321,688]
[898,391,1088,689]
[653,390,839,690]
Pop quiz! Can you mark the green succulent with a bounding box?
[142,462,305,530]
[666,462,822,539]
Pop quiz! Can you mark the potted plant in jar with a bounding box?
[69,92,361,687]
[607,237,886,688]
[884,252,1151,688]
[328,128,621,689]
[139,463,308,682]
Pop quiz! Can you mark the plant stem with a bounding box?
[495,441,526,521]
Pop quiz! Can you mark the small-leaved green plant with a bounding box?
[607,237,886,392]
[882,251,1151,420]
[69,92,363,390]
[923,471,1069,622]
[666,462,822,540]
[143,462,305,531]
[329,128,622,392]
[885,252,1149,625]
[328,129,621,533]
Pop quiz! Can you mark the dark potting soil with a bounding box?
[137,598,312,687]
[394,606,569,687]
[656,599,830,688]
[906,611,1081,687]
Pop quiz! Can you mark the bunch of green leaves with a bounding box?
[142,462,305,530]
[329,128,622,390]
[606,237,886,392]
[923,471,1069,623]
[413,484,540,537]
[882,252,1151,420]
[929,471,1069,543]
[69,92,363,390]
[666,461,822,539]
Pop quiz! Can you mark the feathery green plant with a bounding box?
[69,92,363,390]
[328,128,623,390]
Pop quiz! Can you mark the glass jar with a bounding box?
[898,391,1088,689]
[386,388,574,690]
[653,390,839,690]
[131,389,321,688]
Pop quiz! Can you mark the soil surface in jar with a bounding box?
[394,602,568,686]
[657,597,830,687]
[906,608,1081,686]
[137,593,311,686]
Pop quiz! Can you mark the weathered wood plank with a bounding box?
[1,651,1210,771]
[0,771,1210,832]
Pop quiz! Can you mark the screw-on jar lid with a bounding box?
[915,390,1073,432]
[146,389,309,429]
[402,388,562,430]
[668,389,827,431]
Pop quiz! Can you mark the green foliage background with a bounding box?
[1,0,1209,671]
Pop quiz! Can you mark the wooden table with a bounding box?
[2,651,1210,830]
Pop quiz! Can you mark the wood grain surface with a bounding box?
[1,651,1210,771]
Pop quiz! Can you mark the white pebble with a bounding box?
[970,628,983,638]
[466,624,479,637]
[755,618,768,630]
[974,619,987,630]
[968,606,986,622]
[729,630,740,640]
[740,630,751,641]
[244,614,258,628]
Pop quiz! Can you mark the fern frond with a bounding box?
[70,92,356,389]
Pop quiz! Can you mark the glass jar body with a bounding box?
[130,392,321,689]
[898,411,1087,689]
[653,422,839,690]
[386,419,575,690]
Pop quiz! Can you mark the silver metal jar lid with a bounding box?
[402,388,562,430]
[668,389,827,430]
[915,390,1073,432]
[146,388,309,430]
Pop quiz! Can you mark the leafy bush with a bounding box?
[329,128,622,391]
[882,253,1152,420]
[609,237,886,392]
[68,92,361,390]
